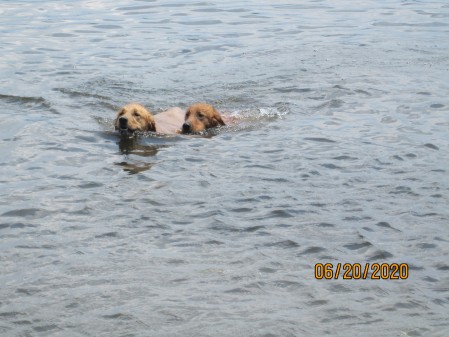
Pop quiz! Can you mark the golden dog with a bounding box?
[114,103,156,135]
[181,103,225,134]
[115,102,226,135]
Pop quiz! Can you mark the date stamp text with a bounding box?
[315,263,409,280]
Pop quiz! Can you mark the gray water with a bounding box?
[1,1,449,336]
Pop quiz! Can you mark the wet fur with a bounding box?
[153,107,185,134]
[182,103,225,134]
[115,102,226,135]
[114,103,156,134]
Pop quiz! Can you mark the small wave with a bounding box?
[54,87,111,101]
[375,221,400,231]
[368,250,394,261]
[305,137,336,143]
[424,143,439,150]
[344,241,373,251]
[1,208,51,219]
[0,94,59,114]
[299,246,326,255]
[265,240,299,248]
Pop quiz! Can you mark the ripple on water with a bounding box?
[368,250,394,261]
[0,94,59,114]
[424,143,439,150]
[343,241,373,251]
[243,225,266,233]
[304,137,336,143]
[1,1,449,336]
[264,240,300,249]
[1,208,52,219]
[375,221,400,231]
[298,246,327,255]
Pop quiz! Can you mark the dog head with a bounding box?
[181,103,225,134]
[114,103,156,135]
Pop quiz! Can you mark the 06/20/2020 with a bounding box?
[315,263,409,280]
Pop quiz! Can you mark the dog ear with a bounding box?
[115,108,125,121]
[210,106,225,127]
[114,108,124,130]
[213,114,225,126]
[144,114,156,132]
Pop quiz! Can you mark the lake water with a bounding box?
[1,1,449,336]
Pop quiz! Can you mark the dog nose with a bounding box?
[119,116,128,128]
[182,122,191,133]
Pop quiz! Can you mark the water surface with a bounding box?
[1,1,449,336]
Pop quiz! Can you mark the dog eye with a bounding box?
[198,112,204,118]
[133,111,140,117]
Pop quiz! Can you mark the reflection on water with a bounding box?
[115,134,168,173]
[117,135,162,157]
[115,160,155,174]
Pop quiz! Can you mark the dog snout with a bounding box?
[119,116,128,128]
[182,122,191,133]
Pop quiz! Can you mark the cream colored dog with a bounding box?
[181,103,225,134]
[115,103,184,135]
